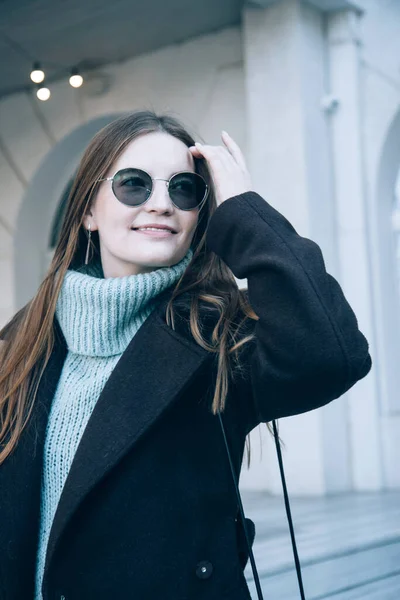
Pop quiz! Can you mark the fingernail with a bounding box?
[195,141,202,147]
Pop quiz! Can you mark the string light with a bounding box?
[36,86,51,101]
[30,62,45,84]
[28,61,85,100]
[69,67,83,88]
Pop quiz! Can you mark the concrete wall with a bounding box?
[239,0,400,495]
[359,0,400,488]
[1,0,400,494]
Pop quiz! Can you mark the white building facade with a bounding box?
[0,0,399,495]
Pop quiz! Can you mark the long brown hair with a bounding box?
[0,110,258,465]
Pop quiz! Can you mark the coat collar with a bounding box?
[44,288,213,573]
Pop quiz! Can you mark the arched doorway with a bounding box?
[14,114,123,309]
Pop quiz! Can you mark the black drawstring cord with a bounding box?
[218,413,306,600]
[217,411,264,599]
[272,420,306,600]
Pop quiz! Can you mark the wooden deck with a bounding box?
[241,490,400,599]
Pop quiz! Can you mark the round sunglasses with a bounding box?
[97,168,209,211]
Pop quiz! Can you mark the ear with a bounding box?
[83,210,98,232]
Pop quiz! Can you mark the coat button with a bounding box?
[196,560,213,579]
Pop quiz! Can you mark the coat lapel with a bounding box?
[45,294,212,571]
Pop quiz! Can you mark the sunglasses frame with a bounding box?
[97,168,209,211]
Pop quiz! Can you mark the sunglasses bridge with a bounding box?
[153,177,173,187]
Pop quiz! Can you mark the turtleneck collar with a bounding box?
[56,250,193,358]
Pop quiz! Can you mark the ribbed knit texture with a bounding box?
[34,250,193,600]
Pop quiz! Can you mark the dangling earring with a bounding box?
[85,223,92,265]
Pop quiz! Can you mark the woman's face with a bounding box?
[86,132,200,277]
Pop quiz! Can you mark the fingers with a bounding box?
[221,131,247,170]
[189,133,248,172]
[193,143,235,171]
[188,146,202,159]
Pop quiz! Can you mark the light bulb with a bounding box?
[69,73,83,88]
[69,68,83,88]
[36,86,51,101]
[30,62,45,84]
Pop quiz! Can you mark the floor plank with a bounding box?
[241,491,400,599]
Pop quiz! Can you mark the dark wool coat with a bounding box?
[0,192,371,600]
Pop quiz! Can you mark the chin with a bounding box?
[125,251,186,269]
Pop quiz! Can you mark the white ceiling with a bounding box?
[0,0,243,99]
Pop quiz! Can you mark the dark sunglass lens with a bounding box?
[169,173,207,209]
[112,169,152,206]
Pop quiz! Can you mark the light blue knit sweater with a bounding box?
[34,250,193,600]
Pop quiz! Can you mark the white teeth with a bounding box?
[137,227,172,232]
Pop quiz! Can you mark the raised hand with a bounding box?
[189,131,252,205]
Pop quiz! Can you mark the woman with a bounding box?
[0,111,371,600]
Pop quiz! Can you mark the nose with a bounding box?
[145,179,174,213]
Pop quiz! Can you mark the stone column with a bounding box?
[241,0,353,494]
[326,8,382,490]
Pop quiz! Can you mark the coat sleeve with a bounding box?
[205,191,372,425]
